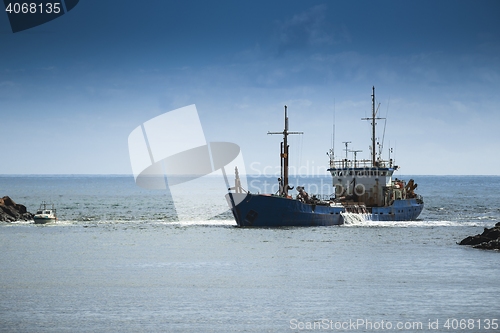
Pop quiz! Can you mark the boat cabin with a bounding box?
[328,157,417,207]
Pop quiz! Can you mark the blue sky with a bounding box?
[1,0,499,175]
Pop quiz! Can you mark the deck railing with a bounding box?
[329,159,394,169]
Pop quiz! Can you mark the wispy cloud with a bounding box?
[274,4,342,54]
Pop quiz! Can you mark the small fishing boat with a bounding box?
[33,202,57,224]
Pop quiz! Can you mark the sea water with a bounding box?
[1,175,499,332]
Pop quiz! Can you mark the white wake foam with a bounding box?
[340,212,372,225]
[341,217,496,228]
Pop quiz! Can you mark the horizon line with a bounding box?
[1,173,499,177]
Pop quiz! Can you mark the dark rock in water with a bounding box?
[459,224,500,251]
[0,196,34,222]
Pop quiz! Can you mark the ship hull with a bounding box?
[226,193,423,227]
[33,217,56,224]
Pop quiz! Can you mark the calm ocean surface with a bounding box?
[1,175,499,332]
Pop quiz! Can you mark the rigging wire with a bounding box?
[333,98,336,159]
[290,132,303,176]
[298,132,304,175]
[379,97,390,159]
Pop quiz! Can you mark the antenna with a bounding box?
[332,98,335,157]
[362,86,385,167]
[342,141,351,161]
[349,149,363,168]
[328,99,336,167]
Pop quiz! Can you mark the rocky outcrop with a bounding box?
[0,196,34,222]
[459,222,500,250]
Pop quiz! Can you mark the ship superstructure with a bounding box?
[328,87,423,218]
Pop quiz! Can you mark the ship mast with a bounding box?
[362,86,383,167]
[268,106,303,196]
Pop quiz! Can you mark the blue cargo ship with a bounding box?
[226,87,424,227]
